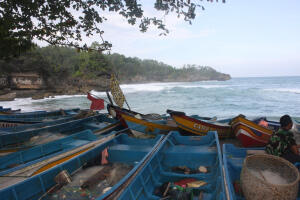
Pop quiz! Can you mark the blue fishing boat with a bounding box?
[0,130,98,173]
[0,114,121,151]
[0,107,11,112]
[0,108,80,123]
[222,144,297,200]
[0,107,21,114]
[0,132,163,200]
[231,115,280,147]
[117,131,225,200]
[0,116,76,132]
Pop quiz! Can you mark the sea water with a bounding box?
[1,76,300,119]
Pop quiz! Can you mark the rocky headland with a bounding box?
[0,46,231,101]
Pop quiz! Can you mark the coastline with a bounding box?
[0,77,231,101]
[1,77,300,118]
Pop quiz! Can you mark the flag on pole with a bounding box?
[87,93,104,110]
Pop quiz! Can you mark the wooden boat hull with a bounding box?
[0,133,163,200]
[168,110,232,138]
[107,104,177,135]
[231,116,280,147]
[120,112,178,135]
[118,131,225,200]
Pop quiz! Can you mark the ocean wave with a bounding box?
[191,85,227,89]
[89,90,107,96]
[0,94,86,111]
[121,83,167,93]
[264,88,300,94]
[0,98,36,111]
[120,82,228,93]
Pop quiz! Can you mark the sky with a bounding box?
[45,0,300,77]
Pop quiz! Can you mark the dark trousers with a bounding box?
[282,152,300,164]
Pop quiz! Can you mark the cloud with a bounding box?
[100,9,215,40]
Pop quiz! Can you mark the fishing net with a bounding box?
[24,132,65,146]
[110,74,125,108]
[43,163,133,200]
[241,154,300,200]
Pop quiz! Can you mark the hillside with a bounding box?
[0,45,230,99]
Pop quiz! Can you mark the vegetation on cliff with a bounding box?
[0,45,230,94]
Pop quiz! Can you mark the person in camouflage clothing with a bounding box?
[265,115,300,164]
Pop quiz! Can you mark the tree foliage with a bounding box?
[0,0,224,59]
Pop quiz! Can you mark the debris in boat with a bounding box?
[55,170,72,186]
[174,178,197,187]
[102,187,111,194]
[155,183,193,200]
[171,166,209,174]
[155,180,207,199]
[186,180,206,188]
[107,163,133,185]
[81,165,111,189]
[134,114,142,119]
[162,182,171,197]
[30,135,40,142]
[43,163,133,200]
[198,166,208,173]
[166,185,192,200]
[172,166,191,174]
[258,119,268,128]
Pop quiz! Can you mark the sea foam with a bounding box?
[264,88,300,94]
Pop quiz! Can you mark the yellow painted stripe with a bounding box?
[121,114,178,131]
[173,115,232,138]
[31,146,94,176]
[231,117,273,134]
[0,149,18,153]
[234,124,272,142]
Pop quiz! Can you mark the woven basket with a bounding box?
[241,154,300,200]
